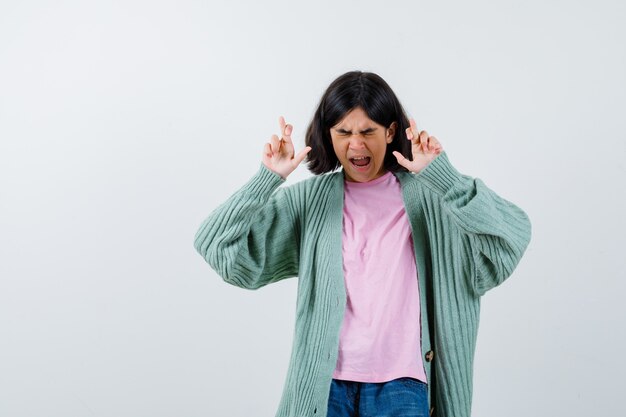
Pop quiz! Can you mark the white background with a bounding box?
[1,0,624,416]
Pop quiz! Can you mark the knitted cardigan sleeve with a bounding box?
[193,163,300,290]
[414,151,532,296]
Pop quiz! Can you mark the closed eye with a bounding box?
[334,128,377,136]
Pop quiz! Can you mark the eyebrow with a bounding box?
[334,127,378,134]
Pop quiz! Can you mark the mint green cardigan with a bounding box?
[194,151,531,417]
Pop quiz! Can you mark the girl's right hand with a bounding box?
[262,116,312,179]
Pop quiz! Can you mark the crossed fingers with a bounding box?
[269,116,293,154]
[406,118,442,154]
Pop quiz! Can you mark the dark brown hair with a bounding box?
[305,71,412,174]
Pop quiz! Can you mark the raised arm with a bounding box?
[193,116,312,290]
[394,120,531,296]
[415,151,532,296]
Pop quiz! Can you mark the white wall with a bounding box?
[1,0,624,416]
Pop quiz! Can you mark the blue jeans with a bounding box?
[326,377,429,417]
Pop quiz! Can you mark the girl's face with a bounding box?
[330,107,396,183]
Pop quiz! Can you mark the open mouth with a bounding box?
[349,156,371,168]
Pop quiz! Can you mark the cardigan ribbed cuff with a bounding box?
[240,163,286,196]
[414,151,464,196]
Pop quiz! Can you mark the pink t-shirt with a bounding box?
[332,171,427,384]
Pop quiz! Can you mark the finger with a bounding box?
[392,151,411,170]
[293,146,312,166]
[429,136,442,153]
[410,138,422,156]
[263,142,272,159]
[405,127,414,141]
[279,116,293,143]
[282,123,293,144]
[429,137,437,149]
[409,119,420,141]
[270,134,281,154]
[415,130,428,149]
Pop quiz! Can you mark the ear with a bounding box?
[386,121,397,143]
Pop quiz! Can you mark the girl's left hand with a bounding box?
[392,118,443,174]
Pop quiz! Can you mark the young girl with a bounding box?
[194,71,531,417]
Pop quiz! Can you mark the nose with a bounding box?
[348,134,366,149]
